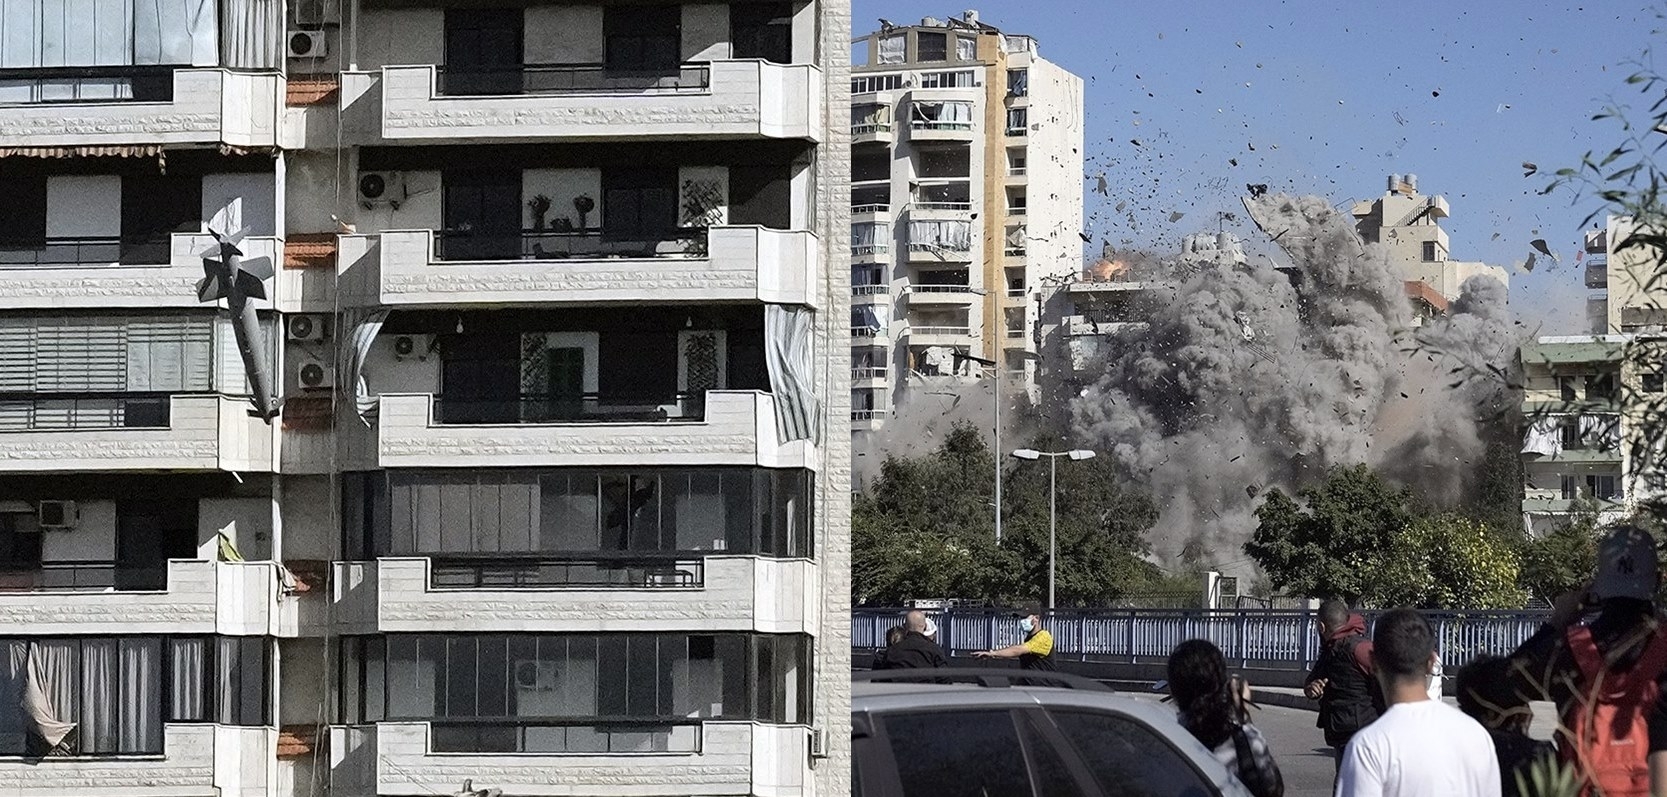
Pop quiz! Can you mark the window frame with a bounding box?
[916,31,948,62]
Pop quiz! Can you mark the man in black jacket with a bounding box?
[1305,599,1385,779]
[874,611,949,670]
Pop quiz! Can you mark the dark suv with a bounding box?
[853,670,1252,797]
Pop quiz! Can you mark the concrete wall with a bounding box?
[0,70,280,149]
[0,396,272,472]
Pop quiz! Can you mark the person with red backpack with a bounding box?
[1507,525,1666,796]
[1304,600,1387,780]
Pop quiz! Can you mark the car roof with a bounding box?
[853,680,1179,726]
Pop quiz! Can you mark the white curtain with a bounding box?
[877,34,904,64]
[942,101,972,123]
[908,220,972,251]
[851,222,887,249]
[217,0,278,69]
[1522,417,1561,457]
[911,101,940,123]
[1578,415,1621,450]
[168,638,205,721]
[764,305,820,444]
[78,640,117,753]
[24,641,76,752]
[133,0,216,65]
[119,640,160,754]
[341,309,389,427]
[956,36,976,60]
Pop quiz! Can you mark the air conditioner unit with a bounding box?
[37,500,78,530]
[809,727,829,759]
[286,29,328,59]
[513,661,559,692]
[391,334,432,360]
[286,313,328,343]
[295,358,335,390]
[358,172,405,209]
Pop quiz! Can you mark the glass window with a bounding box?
[1049,709,1214,796]
[1007,107,1029,133]
[603,4,680,73]
[1020,712,1089,797]
[884,709,1032,796]
[1008,68,1029,96]
[1645,372,1665,393]
[917,32,947,62]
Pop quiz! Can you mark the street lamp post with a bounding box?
[1010,448,1096,610]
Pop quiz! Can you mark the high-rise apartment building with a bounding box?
[1350,173,1509,303]
[848,10,1084,434]
[0,1,850,795]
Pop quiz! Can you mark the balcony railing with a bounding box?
[916,201,972,211]
[911,285,974,294]
[433,392,708,425]
[427,554,705,589]
[852,203,890,214]
[434,228,704,262]
[0,65,177,104]
[851,122,891,134]
[1008,168,1028,176]
[0,561,166,591]
[0,391,175,430]
[1006,287,1026,297]
[428,718,702,754]
[852,409,879,421]
[851,367,888,380]
[1004,246,1026,257]
[1005,329,1025,338]
[435,63,711,97]
[911,120,973,131]
[0,233,178,267]
[851,326,883,338]
[911,325,971,336]
[853,244,890,258]
[853,284,890,295]
[1007,206,1027,216]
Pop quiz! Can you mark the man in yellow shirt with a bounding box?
[972,614,1056,671]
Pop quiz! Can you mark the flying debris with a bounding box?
[1247,184,1268,198]
[1169,211,1186,223]
[1235,312,1256,342]
[1523,253,1537,272]
[1096,174,1109,195]
[1522,162,1538,177]
[197,230,280,421]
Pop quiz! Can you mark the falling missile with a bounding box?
[197,229,280,422]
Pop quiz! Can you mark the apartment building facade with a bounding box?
[847,10,1083,434]
[1350,173,1509,303]
[0,1,850,795]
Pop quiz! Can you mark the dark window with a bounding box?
[884,709,1032,796]
[603,169,677,243]
[1019,712,1090,797]
[1558,376,1579,402]
[730,165,793,229]
[1007,107,1028,133]
[1588,474,1621,500]
[120,175,200,264]
[442,9,524,95]
[916,32,947,62]
[438,333,520,423]
[605,4,680,73]
[441,169,523,261]
[1008,68,1029,96]
[731,2,792,63]
[0,515,42,575]
[115,500,196,591]
[1561,474,1580,500]
[1586,372,1617,400]
[1560,418,1583,449]
[1422,241,1439,262]
[0,177,46,247]
[1049,709,1214,797]
[1645,372,1665,393]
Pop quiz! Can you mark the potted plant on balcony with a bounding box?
[527,194,553,259]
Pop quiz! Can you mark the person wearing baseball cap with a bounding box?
[1505,524,1665,793]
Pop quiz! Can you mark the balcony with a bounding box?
[905,284,979,305]
[0,725,275,797]
[332,556,814,634]
[339,226,818,308]
[852,366,888,387]
[375,60,822,143]
[0,559,297,636]
[1521,494,1626,514]
[335,721,805,797]
[852,203,892,225]
[0,234,279,310]
[853,242,891,261]
[1586,258,1608,289]
[0,68,280,150]
[0,394,273,472]
[904,325,972,346]
[851,325,890,346]
[363,390,810,470]
[906,97,976,143]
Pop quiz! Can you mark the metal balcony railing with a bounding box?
[852,409,879,421]
[852,204,890,214]
[428,718,702,754]
[850,122,892,134]
[427,554,705,589]
[0,561,167,592]
[910,325,971,336]
[435,63,711,97]
[910,284,973,294]
[851,367,888,380]
[432,392,708,425]
[915,201,972,212]
[0,65,177,104]
[434,228,704,262]
[0,391,175,430]
[853,284,890,296]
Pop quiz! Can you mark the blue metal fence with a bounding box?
[854,608,1551,671]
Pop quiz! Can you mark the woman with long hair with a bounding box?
[1167,638,1285,797]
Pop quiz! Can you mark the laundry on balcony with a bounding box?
[910,100,973,130]
[907,220,973,256]
[1522,416,1560,457]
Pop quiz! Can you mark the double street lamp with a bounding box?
[1009,448,1096,610]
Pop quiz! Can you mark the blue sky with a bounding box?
[851,1,1664,333]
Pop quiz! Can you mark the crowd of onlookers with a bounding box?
[868,524,1667,797]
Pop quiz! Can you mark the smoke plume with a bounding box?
[1069,194,1519,573]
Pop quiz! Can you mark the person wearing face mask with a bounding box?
[971,613,1055,670]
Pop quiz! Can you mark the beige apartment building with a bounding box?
[847,10,1084,434]
[0,1,851,795]
[1351,173,1509,303]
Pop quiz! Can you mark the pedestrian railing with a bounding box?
[853,608,1551,670]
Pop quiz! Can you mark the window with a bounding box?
[346,633,811,750]
[1645,372,1665,393]
[0,177,46,248]
[1560,474,1580,500]
[604,4,680,73]
[0,636,267,757]
[1588,474,1621,500]
[1008,68,1029,96]
[442,9,524,96]
[1050,709,1215,796]
[919,70,976,88]
[120,175,201,264]
[0,514,41,575]
[1558,375,1579,402]
[917,32,948,62]
[1009,148,1027,173]
[956,36,977,61]
[731,2,792,64]
[1586,372,1618,400]
[346,468,814,562]
[603,168,677,242]
[1008,189,1028,215]
[885,710,1033,796]
[1007,107,1029,134]
[852,73,903,93]
[910,100,973,129]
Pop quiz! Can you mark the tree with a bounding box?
[1518,501,1602,604]
[1392,514,1526,610]
[1244,464,1421,605]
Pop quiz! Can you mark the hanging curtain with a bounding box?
[942,101,973,124]
[341,309,389,427]
[168,639,205,721]
[134,0,217,65]
[764,305,820,444]
[24,641,76,753]
[119,639,160,754]
[911,101,941,124]
[956,36,976,60]
[876,34,904,64]
[1522,417,1561,457]
[217,0,279,69]
[78,639,118,754]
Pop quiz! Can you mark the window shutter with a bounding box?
[36,317,125,391]
[0,320,34,391]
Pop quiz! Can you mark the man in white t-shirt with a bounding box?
[1336,609,1500,797]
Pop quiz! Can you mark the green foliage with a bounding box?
[1518,502,1603,604]
[851,421,1162,607]
[1246,466,1525,608]
[1513,754,1583,797]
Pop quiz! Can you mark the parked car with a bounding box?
[853,669,1253,797]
